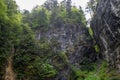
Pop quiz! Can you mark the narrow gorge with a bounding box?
[0,0,120,80]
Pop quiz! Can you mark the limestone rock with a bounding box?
[91,0,120,70]
[35,23,96,79]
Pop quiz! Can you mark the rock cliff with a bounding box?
[91,0,120,70]
[35,23,97,79]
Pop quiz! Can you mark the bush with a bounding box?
[70,61,120,80]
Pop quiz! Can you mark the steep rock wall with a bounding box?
[35,23,97,79]
[36,23,96,64]
[91,0,120,70]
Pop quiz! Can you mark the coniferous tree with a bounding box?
[66,0,72,17]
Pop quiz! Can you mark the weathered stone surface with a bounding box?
[91,0,120,70]
[37,23,96,60]
[35,23,96,79]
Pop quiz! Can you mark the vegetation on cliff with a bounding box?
[0,0,120,80]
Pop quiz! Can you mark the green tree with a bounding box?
[86,0,98,17]
[66,0,72,17]
[23,7,50,29]
[13,26,57,79]
[0,0,22,79]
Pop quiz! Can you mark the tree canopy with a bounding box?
[22,0,86,29]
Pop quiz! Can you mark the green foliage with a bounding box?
[1,0,119,80]
[0,0,23,79]
[28,57,57,80]
[0,1,57,79]
[87,27,100,53]
[0,54,6,80]
[56,52,69,64]
[23,0,86,29]
[23,7,50,29]
[14,54,57,80]
[70,61,120,80]
[81,58,95,71]
[84,62,109,80]
[69,7,86,25]
[88,27,94,37]
[0,0,7,20]
[13,28,57,80]
[17,57,56,80]
[94,44,100,53]
[86,0,98,14]
[70,65,87,80]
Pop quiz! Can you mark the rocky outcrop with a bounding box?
[36,23,96,63]
[91,0,120,70]
[35,23,97,79]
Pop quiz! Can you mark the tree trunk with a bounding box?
[5,47,15,80]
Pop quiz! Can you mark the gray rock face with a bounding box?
[36,23,96,62]
[91,0,120,70]
[35,23,96,79]
[36,23,90,51]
